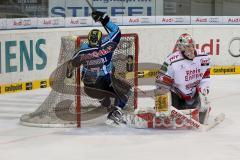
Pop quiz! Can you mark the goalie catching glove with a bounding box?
[92,11,110,26]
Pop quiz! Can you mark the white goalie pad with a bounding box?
[126,106,225,131]
[128,106,199,129]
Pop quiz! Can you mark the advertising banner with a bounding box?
[6,18,37,29]
[223,16,240,25]
[37,17,65,28]
[0,27,90,85]
[110,16,123,26]
[1,25,240,86]
[65,17,93,27]
[191,16,223,25]
[48,0,157,17]
[2,16,240,30]
[123,16,155,25]
[211,66,240,75]
[156,16,190,24]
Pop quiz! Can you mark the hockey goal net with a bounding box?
[20,33,139,127]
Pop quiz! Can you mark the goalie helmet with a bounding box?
[88,29,102,47]
[176,33,196,59]
[176,33,195,51]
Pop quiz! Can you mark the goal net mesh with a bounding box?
[20,33,139,127]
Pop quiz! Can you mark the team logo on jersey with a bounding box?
[156,73,173,86]
[80,45,114,61]
[169,55,179,62]
[200,58,210,66]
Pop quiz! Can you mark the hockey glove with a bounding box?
[92,11,110,26]
[155,73,173,94]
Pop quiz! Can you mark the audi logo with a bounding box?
[228,37,240,57]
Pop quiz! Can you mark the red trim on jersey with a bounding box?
[156,73,174,86]
[203,68,210,79]
[162,75,174,85]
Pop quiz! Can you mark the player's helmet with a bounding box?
[176,33,195,51]
[88,29,102,47]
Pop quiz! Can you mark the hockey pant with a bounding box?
[171,92,201,110]
[171,91,210,124]
[82,72,131,109]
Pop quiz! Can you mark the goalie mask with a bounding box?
[88,29,102,48]
[176,33,196,59]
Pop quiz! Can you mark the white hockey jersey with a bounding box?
[156,49,210,100]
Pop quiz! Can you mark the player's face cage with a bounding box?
[88,29,102,47]
[177,33,195,51]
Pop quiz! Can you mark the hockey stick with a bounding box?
[170,106,225,131]
[85,0,94,12]
[85,0,110,34]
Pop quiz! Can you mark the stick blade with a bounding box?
[203,113,225,131]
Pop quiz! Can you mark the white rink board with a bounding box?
[0,25,240,84]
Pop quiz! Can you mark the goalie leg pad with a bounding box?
[129,107,201,129]
[130,108,156,128]
[199,107,211,124]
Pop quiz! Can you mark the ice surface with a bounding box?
[0,75,240,160]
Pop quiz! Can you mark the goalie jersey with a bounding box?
[157,49,210,100]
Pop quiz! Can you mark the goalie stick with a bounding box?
[170,106,225,131]
[85,0,110,34]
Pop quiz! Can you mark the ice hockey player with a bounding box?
[155,33,211,124]
[66,11,131,126]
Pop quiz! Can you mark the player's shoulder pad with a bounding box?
[77,43,97,55]
[80,43,90,50]
[166,51,184,65]
[195,49,210,66]
[195,49,209,57]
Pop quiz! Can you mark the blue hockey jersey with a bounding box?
[71,21,121,77]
